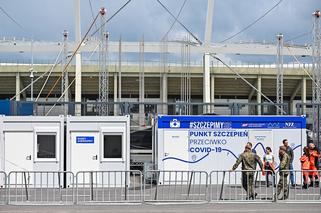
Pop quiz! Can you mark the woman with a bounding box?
[263,147,275,187]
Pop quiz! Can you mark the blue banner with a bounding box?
[76,136,95,144]
[158,115,306,129]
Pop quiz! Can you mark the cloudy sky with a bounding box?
[0,0,319,63]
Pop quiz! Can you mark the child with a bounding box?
[263,147,275,187]
[300,146,310,189]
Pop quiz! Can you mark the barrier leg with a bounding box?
[219,171,226,200]
[187,171,194,198]
[90,172,94,201]
[125,172,128,201]
[23,172,29,201]
[154,171,160,200]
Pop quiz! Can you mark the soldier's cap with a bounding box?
[279,146,286,151]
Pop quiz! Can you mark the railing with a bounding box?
[144,170,208,202]
[209,170,275,202]
[277,170,321,202]
[0,58,314,70]
[7,171,74,205]
[0,171,6,205]
[75,171,143,204]
[0,170,320,204]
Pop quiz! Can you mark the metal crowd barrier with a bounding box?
[144,170,208,202]
[209,170,275,202]
[276,170,321,203]
[0,169,320,204]
[75,171,143,204]
[0,171,7,205]
[7,171,75,205]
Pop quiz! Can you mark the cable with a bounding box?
[210,54,286,114]
[90,0,132,37]
[284,31,312,43]
[10,48,64,101]
[156,0,202,45]
[219,0,283,43]
[88,0,98,31]
[160,0,187,42]
[36,48,64,101]
[45,77,76,116]
[0,6,28,34]
[286,46,321,89]
[45,11,100,100]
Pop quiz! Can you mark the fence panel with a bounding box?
[0,171,7,205]
[7,171,74,205]
[144,170,208,202]
[276,170,321,203]
[75,171,142,204]
[209,170,275,202]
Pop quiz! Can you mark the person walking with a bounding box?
[231,144,264,200]
[283,139,295,187]
[308,143,320,187]
[276,146,291,200]
[300,146,311,189]
[263,147,275,187]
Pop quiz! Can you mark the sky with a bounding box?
[0,0,319,63]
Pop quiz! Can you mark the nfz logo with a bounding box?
[170,119,180,128]
[285,122,295,128]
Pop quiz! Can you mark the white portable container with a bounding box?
[157,115,306,184]
[0,116,64,186]
[66,116,130,185]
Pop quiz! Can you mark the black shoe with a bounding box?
[302,184,308,189]
[315,181,319,188]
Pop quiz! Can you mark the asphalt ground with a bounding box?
[0,203,321,213]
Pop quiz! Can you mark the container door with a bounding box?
[162,130,189,184]
[70,132,100,173]
[4,132,34,185]
[248,130,273,157]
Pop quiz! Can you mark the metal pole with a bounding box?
[187,171,194,198]
[90,171,94,201]
[23,172,29,201]
[219,171,226,200]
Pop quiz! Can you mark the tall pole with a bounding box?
[276,33,284,115]
[74,0,82,115]
[98,7,109,116]
[62,30,69,115]
[312,10,321,147]
[118,36,122,103]
[139,36,145,126]
[203,0,214,114]
[30,39,34,101]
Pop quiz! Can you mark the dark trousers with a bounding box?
[277,173,289,199]
[242,171,255,198]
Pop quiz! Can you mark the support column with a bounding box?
[162,73,168,114]
[15,72,21,101]
[204,0,214,46]
[114,73,118,115]
[74,0,82,115]
[203,54,211,114]
[210,73,215,113]
[301,76,306,115]
[257,76,262,115]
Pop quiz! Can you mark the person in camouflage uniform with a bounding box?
[277,145,291,200]
[231,144,264,200]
